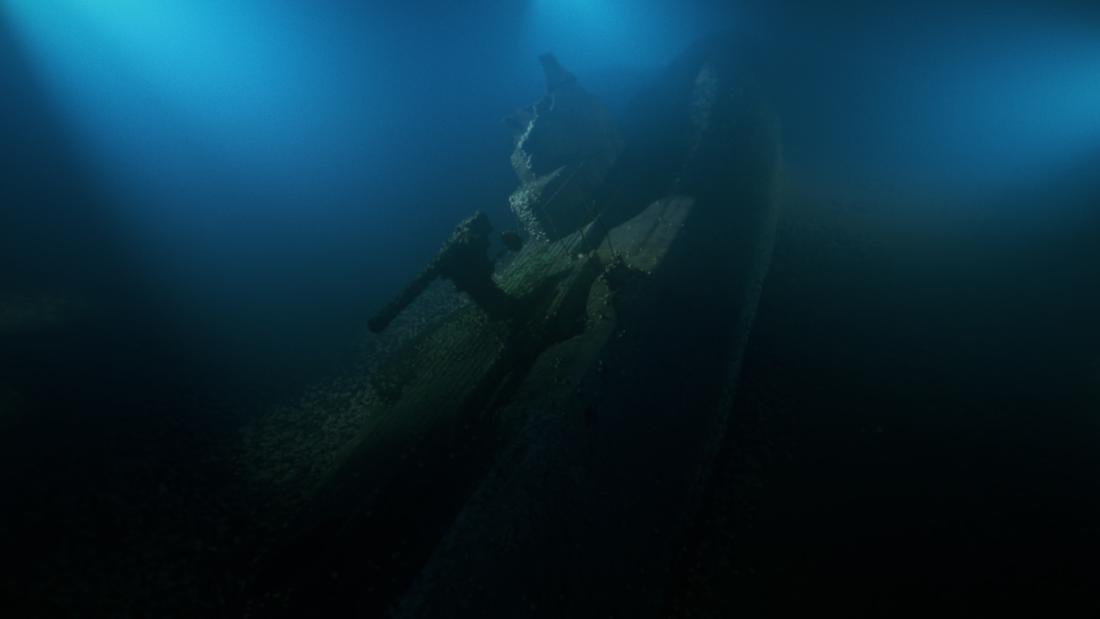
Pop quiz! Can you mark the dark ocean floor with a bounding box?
[4,192,1099,616]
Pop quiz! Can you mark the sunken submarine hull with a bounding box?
[251,38,782,618]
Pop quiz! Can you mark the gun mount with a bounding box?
[368,211,516,333]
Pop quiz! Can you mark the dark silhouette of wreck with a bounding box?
[252,39,783,618]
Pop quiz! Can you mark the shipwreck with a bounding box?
[252,38,782,617]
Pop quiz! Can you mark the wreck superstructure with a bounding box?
[506,53,623,241]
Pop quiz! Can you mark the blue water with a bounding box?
[2,1,1098,615]
[4,2,1097,368]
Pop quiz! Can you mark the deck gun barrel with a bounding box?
[368,211,517,333]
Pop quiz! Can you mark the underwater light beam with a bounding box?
[1,0,392,314]
[1,0,374,204]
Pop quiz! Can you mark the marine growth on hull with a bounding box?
[245,40,783,618]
